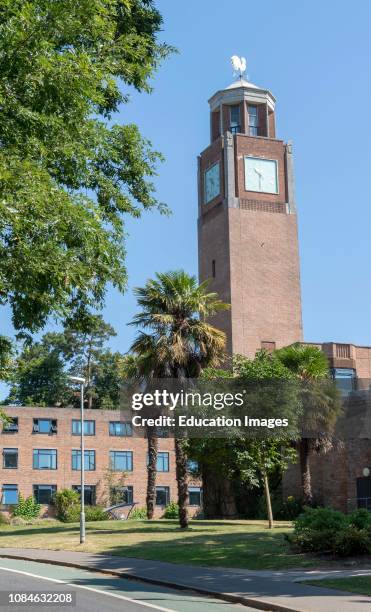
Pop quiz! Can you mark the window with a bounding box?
[72,485,96,506]
[33,449,57,470]
[157,452,169,472]
[155,486,170,506]
[33,485,57,505]
[3,448,18,469]
[248,104,259,136]
[189,487,203,506]
[357,476,371,510]
[230,105,240,134]
[2,484,18,505]
[110,450,133,471]
[72,420,95,436]
[331,368,356,395]
[33,419,57,434]
[71,450,96,471]
[109,422,133,437]
[212,259,216,278]
[2,418,18,434]
[187,459,199,474]
[110,486,134,505]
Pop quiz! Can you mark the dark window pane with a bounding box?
[230,105,240,127]
[3,448,18,469]
[189,487,202,506]
[155,487,169,506]
[2,418,18,433]
[110,486,133,505]
[72,485,96,505]
[33,485,56,504]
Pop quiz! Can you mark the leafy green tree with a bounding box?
[4,315,125,408]
[0,0,172,336]
[275,343,342,505]
[5,339,71,406]
[129,270,229,528]
[193,351,300,527]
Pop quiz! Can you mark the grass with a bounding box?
[0,518,323,570]
[303,576,371,596]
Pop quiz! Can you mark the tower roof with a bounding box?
[208,78,276,112]
[225,78,260,90]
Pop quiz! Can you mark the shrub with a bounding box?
[334,526,371,557]
[129,506,147,520]
[349,508,371,530]
[54,489,80,522]
[290,507,348,552]
[163,502,179,519]
[13,495,41,520]
[0,512,9,525]
[84,506,108,521]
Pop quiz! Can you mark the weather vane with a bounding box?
[231,55,247,80]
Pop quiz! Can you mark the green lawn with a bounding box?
[304,576,371,597]
[0,519,321,570]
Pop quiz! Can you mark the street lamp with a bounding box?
[68,376,86,544]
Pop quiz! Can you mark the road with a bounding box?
[0,558,256,612]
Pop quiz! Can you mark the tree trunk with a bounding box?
[201,463,237,518]
[175,437,189,528]
[299,438,313,506]
[262,469,274,529]
[146,427,158,519]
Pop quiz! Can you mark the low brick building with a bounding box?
[283,341,371,512]
[0,406,202,518]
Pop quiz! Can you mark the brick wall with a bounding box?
[0,407,201,518]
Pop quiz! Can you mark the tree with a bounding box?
[129,270,229,527]
[0,1,173,336]
[275,343,342,505]
[5,339,71,406]
[56,314,117,408]
[192,351,300,527]
[4,316,125,408]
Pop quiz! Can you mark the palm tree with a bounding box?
[275,343,342,505]
[129,270,229,528]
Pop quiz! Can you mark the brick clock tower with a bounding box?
[198,71,303,357]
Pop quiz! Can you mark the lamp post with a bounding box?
[69,376,86,544]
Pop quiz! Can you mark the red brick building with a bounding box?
[0,406,202,516]
[198,74,371,512]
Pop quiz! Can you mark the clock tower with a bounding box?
[198,73,303,357]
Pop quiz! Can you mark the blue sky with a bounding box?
[2,0,371,396]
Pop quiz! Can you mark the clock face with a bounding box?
[204,162,220,204]
[244,157,278,194]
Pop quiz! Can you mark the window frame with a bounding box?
[33,484,57,505]
[2,484,18,505]
[155,486,170,506]
[3,447,18,469]
[2,418,18,434]
[109,421,133,437]
[109,450,133,472]
[33,418,57,435]
[71,419,96,436]
[71,449,96,471]
[189,486,203,506]
[33,448,57,470]
[72,485,96,505]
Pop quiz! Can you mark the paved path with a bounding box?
[1,548,371,612]
[0,557,250,612]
